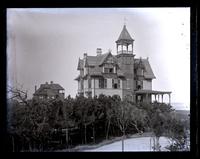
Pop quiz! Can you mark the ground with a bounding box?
[57,132,172,152]
[82,136,170,152]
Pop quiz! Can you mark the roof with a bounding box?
[89,66,103,76]
[85,53,111,66]
[78,52,117,69]
[116,25,134,43]
[77,54,155,80]
[34,83,64,95]
[77,58,84,70]
[74,75,81,80]
[135,90,171,94]
[134,58,156,79]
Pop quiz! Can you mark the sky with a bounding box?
[7,8,190,109]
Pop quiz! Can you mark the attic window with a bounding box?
[104,68,114,73]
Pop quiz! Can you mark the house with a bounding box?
[33,81,65,100]
[75,25,171,103]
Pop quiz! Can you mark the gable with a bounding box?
[99,53,118,66]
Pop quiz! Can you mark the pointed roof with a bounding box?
[116,25,134,43]
[77,58,84,70]
[134,58,156,79]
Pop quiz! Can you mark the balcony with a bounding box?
[117,50,133,54]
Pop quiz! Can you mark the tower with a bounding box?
[116,25,134,55]
[116,24,135,100]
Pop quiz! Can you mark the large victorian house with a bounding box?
[75,25,171,103]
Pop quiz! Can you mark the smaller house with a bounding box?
[33,81,65,100]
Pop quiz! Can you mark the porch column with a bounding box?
[145,93,148,103]
[132,43,133,53]
[154,94,156,102]
[169,93,171,105]
[121,45,123,53]
[93,78,95,97]
[158,94,160,103]
[161,94,163,103]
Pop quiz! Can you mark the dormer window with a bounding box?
[136,80,142,90]
[104,68,114,73]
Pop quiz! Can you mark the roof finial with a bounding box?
[124,17,127,26]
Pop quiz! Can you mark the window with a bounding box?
[141,69,144,76]
[118,79,120,88]
[81,80,84,90]
[88,79,91,88]
[99,78,107,88]
[109,68,113,73]
[99,79,104,88]
[112,79,119,89]
[137,95,142,101]
[104,79,107,88]
[136,80,142,90]
[104,68,114,73]
[59,90,64,93]
[127,79,130,89]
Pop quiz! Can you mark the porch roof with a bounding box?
[135,90,171,95]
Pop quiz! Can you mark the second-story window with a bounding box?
[88,79,91,88]
[118,79,120,88]
[99,79,104,88]
[104,79,107,88]
[99,78,107,88]
[127,79,131,89]
[136,80,142,90]
[112,79,118,89]
[81,80,84,90]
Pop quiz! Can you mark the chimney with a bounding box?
[45,82,48,85]
[83,53,87,59]
[35,85,37,92]
[50,81,53,84]
[96,48,102,56]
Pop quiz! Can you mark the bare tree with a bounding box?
[114,99,133,152]
[7,85,28,105]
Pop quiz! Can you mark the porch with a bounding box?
[135,90,172,104]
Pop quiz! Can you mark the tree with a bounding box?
[113,99,133,152]
[146,102,174,151]
[165,117,190,151]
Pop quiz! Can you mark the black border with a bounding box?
[1,0,198,159]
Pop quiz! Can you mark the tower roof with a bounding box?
[116,25,134,43]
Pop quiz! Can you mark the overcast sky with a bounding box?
[7,8,190,109]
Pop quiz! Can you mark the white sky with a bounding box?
[7,8,190,109]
